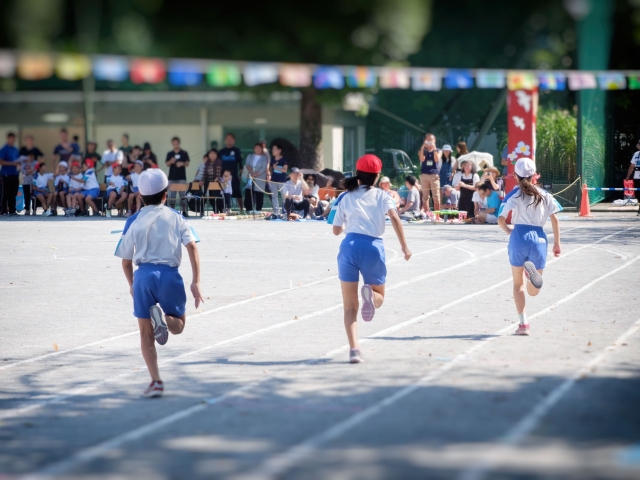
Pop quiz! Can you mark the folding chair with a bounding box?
[201,181,225,215]
[167,183,189,213]
[184,181,203,216]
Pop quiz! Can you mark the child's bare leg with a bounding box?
[58,192,66,209]
[36,194,47,210]
[138,318,161,381]
[117,192,128,209]
[527,269,543,297]
[127,194,134,211]
[371,284,385,308]
[107,191,116,209]
[77,195,85,210]
[165,313,186,335]
[136,193,141,211]
[86,196,99,213]
[511,266,526,313]
[47,193,54,209]
[341,281,359,349]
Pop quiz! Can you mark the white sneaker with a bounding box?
[142,381,164,398]
[349,348,364,364]
[106,209,112,218]
[43,209,52,217]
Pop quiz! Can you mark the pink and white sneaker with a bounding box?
[515,324,530,336]
[142,380,164,398]
[360,284,376,322]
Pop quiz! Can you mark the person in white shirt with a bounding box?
[115,168,203,398]
[76,159,101,216]
[332,154,411,364]
[304,174,321,210]
[625,140,640,216]
[499,158,561,336]
[126,160,144,217]
[66,161,84,216]
[105,163,129,217]
[52,161,70,215]
[32,163,54,216]
[282,167,311,218]
[101,139,124,179]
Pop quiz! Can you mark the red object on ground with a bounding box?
[579,183,593,217]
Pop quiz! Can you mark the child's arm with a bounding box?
[122,259,134,296]
[388,209,411,260]
[186,241,204,308]
[550,213,561,256]
[332,224,343,236]
[498,215,512,234]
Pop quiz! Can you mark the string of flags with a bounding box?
[0,50,639,91]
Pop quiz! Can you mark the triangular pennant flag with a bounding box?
[379,68,410,89]
[243,63,279,86]
[507,71,538,90]
[206,63,242,87]
[130,58,166,84]
[55,54,91,81]
[411,69,442,91]
[567,72,597,90]
[476,70,505,88]
[597,72,626,90]
[279,64,312,87]
[17,53,54,80]
[538,72,566,91]
[168,61,203,86]
[313,66,344,89]
[0,50,16,78]
[93,56,129,82]
[345,66,376,88]
[444,69,473,89]
[629,75,640,90]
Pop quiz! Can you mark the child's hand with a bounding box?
[553,243,561,257]
[191,282,204,308]
[402,246,412,261]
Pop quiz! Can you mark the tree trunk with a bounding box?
[299,87,323,170]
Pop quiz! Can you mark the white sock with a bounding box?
[518,312,527,325]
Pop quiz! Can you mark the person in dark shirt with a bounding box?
[83,141,102,166]
[165,136,190,217]
[0,132,20,215]
[140,142,158,170]
[53,129,80,166]
[218,133,244,212]
[19,135,43,215]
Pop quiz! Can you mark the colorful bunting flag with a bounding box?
[538,72,566,91]
[130,58,166,84]
[168,61,203,86]
[597,72,626,90]
[507,71,538,90]
[444,69,473,89]
[93,56,129,82]
[476,70,505,88]
[567,72,596,90]
[243,63,279,86]
[411,69,442,91]
[279,64,312,87]
[17,53,54,80]
[379,68,410,89]
[345,66,376,88]
[206,63,241,87]
[55,54,91,81]
[313,66,344,89]
[629,75,640,90]
[0,50,16,78]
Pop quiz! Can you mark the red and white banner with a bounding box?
[505,88,538,193]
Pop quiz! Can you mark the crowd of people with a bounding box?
[0,128,508,223]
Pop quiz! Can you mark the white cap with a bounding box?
[442,144,452,151]
[135,160,144,166]
[379,176,391,184]
[138,168,168,196]
[58,161,68,168]
[515,157,536,178]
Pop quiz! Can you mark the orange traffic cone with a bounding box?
[579,183,593,217]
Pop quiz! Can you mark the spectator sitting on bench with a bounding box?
[105,163,129,217]
[33,163,54,216]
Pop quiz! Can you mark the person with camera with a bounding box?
[418,133,442,213]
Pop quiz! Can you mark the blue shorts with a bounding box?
[34,188,50,196]
[338,233,387,285]
[107,188,120,196]
[81,188,100,199]
[132,187,139,193]
[133,263,186,319]
[56,187,68,193]
[508,225,548,270]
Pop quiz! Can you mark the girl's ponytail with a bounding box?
[342,170,378,192]
[515,174,543,208]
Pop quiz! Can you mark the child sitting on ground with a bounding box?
[77,159,101,216]
[125,160,144,217]
[398,175,421,221]
[105,163,129,217]
[474,183,502,224]
[33,163,54,216]
[52,161,70,216]
[66,161,84,216]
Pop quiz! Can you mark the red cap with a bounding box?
[84,159,95,168]
[71,161,80,168]
[356,154,382,174]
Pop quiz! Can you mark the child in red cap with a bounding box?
[77,159,101,216]
[332,154,412,364]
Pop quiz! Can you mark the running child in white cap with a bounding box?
[115,168,204,398]
[333,154,411,364]
[498,157,561,336]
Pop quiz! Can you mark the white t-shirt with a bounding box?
[307,184,319,199]
[107,175,127,190]
[222,179,232,194]
[82,169,100,190]
[69,173,84,189]
[54,174,70,187]
[102,149,124,176]
[501,187,560,227]
[114,205,198,267]
[452,172,480,187]
[333,186,396,238]
[282,179,304,199]
[33,172,53,189]
[631,151,640,180]
[129,172,141,189]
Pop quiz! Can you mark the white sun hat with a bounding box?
[514,157,536,178]
[138,168,169,196]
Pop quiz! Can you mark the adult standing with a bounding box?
[625,139,640,216]
[456,141,469,167]
[418,133,441,212]
[123,145,142,172]
[119,133,132,160]
[19,135,43,216]
[53,129,79,167]
[102,139,124,180]
[194,149,224,214]
[83,141,101,166]
[140,142,158,170]
[452,159,480,219]
[165,136,190,217]
[269,141,288,214]
[218,133,244,212]
[0,132,20,216]
[243,143,269,213]
[439,145,456,187]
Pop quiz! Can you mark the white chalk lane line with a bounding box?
[21,226,624,478]
[458,316,640,480]
[0,233,493,373]
[0,236,504,420]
